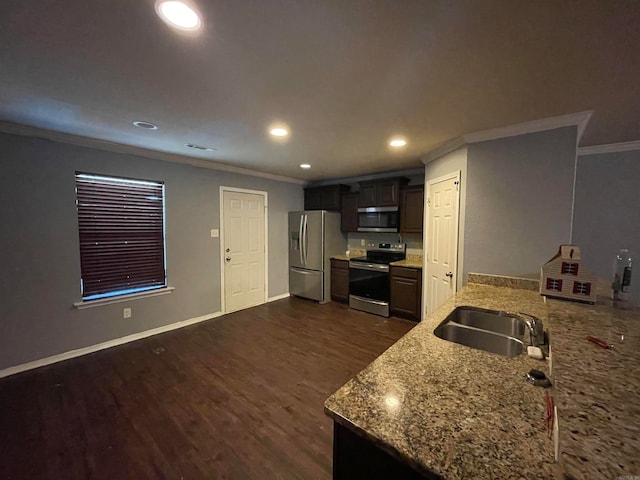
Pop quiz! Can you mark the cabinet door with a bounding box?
[321,187,343,211]
[341,192,359,232]
[305,185,349,211]
[400,185,425,233]
[304,188,323,210]
[390,267,422,320]
[358,184,377,208]
[376,180,400,206]
[330,259,350,302]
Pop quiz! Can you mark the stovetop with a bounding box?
[350,243,406,265]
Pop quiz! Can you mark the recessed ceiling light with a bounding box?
[300,164,311,169]
[133,121,158,130]
[389,137,407,148]
[270,127,289,137]
[186,143,216,151]
[155,1,202,31]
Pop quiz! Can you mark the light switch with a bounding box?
[210,229,219,238]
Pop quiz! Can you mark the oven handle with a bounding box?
[357,227,398,233]
[349,261,390,272]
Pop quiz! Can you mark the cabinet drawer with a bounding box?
[390,266,419,279]
[331,258,349,270]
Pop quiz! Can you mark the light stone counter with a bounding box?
[331,250,365,262]
[391,255,423,269]
[324,275,640,479]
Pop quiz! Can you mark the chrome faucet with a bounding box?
[504,311,545,346]
[515,313,545,347]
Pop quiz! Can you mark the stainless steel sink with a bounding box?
[444,306,526,337]
[434,306,527,357]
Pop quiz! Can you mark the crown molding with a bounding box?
[421,110,593,165]
[0,121,306,185]
[577,140,640,156]
[308,166,425,187]
[420,137,467,165]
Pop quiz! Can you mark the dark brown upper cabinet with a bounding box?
[304,184,350,211]
[358,178,408,207]
[400,185,425,233]
[340,192,359,232]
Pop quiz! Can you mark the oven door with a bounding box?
[357,206,399,233]
[348,262,390,302]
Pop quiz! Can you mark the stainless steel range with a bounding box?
[349,243,406,317]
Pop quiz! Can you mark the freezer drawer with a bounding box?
[290,267,324,302]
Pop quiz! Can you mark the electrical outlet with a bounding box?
[123,307,132,319]
[360,239,366,246]
[210,229,219,238]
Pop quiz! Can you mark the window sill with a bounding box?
[73,287,175,310]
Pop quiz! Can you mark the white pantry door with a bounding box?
[222,190,266,313]
[426,172,460,315]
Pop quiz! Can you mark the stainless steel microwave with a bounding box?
[357,206,399,232]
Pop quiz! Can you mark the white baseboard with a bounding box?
[267,292,290,302]
[0,311,223,379]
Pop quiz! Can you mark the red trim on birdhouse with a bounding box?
[546,278,563,291]
[573,281,591,295]
[561,262,579,275]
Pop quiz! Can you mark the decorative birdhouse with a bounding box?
[540,245,596,304]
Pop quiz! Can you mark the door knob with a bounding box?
[226,257,231,262]
[445,272,453,277]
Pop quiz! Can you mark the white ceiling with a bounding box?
[1,1,639,181]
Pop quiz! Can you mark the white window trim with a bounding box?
[73,287,175,310]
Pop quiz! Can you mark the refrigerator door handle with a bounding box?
[303,214,308,265]
[291,267,315,274]
[298,214,304,265]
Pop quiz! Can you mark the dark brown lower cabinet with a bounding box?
[331,259,350,303]
[332,422,437,479]
[390,266,422,320]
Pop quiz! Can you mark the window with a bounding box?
[573,281,592,296]
[561,262,579,275]
[75,173,166,301]
[546,278,563,291]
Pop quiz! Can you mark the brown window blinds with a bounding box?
[75,173,166,300]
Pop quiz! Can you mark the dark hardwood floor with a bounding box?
[0,297,415,480]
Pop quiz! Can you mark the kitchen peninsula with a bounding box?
[325,275,640,479]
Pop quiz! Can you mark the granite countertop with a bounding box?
[391,255,423,269]
[331,253,423,268]
[331,250,366,261]
[549,294,640,479]
[324,275,640,479]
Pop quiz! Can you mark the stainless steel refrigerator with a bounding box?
[289,210,346,303]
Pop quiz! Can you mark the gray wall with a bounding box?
[463,127,577,279]
[0,132,303,370]
[573,150,640,299]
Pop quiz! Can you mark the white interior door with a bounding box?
[222,190,266,313]
[426,172,460,315]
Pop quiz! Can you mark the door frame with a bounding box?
[219,186,269,314]
[423,170,461,316]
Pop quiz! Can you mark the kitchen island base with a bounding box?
[332,422,438,480]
